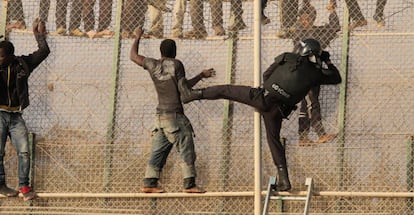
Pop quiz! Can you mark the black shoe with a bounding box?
[275,178,291,191]
[178,78,202,104]
[275,166,291,191]
[0,184,18,197]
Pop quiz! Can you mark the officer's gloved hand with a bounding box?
[320,51,330,63]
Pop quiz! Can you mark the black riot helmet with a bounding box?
[298,38,322,57]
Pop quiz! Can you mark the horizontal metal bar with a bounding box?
[2,191,414,199]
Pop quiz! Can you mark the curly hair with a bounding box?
[0,40,15,56]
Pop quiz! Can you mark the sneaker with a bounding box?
[50,26,66,36]
[298,137,316,147]
[69,28,86,37]
[213,26,226,36]
[317,134,337,144]
[228,20,247,32]
[183,186,206,193]
[183,29,208,39]
[141,187,165,193]
[19,186,36,201]
[261,15,271,25]
[0,184,18,197]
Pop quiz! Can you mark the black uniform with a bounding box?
[196,52,341,189]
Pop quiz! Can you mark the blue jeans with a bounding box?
[0,111,30,187]
[144,113,196,181]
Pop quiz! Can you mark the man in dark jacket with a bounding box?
[280,2,340,146]
[180,39,341,191]
[0,18,50,201]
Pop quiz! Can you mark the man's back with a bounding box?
[142,57,185,112]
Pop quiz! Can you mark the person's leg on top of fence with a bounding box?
[69,0,86,36]
[82,0,97,38]
[278,0,298,37]
[228,0,246,32]
[6,0,26,31]
[50,0,69,36]
[373,0,387,26]
[171,0,187,38]
[121,0,148,39]
[144,1,166,39]
[210,0,225,36]
[345,0,367,30]
[39,0,50,24]
[96,0,114,37]
[184,0,208,39]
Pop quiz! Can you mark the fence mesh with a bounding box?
[1,0,414,214]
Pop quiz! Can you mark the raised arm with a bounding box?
[21,18,50,71]
[130,28,145,67]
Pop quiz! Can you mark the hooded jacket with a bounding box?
[0,34,50,111]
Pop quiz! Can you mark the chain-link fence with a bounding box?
[0,0,413,214]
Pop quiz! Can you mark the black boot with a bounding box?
[275,166,291,191]
[178,78,203,104]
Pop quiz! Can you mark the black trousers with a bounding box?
[203,85,287,168]
[298,85,325,138]
[345,0,366,22]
